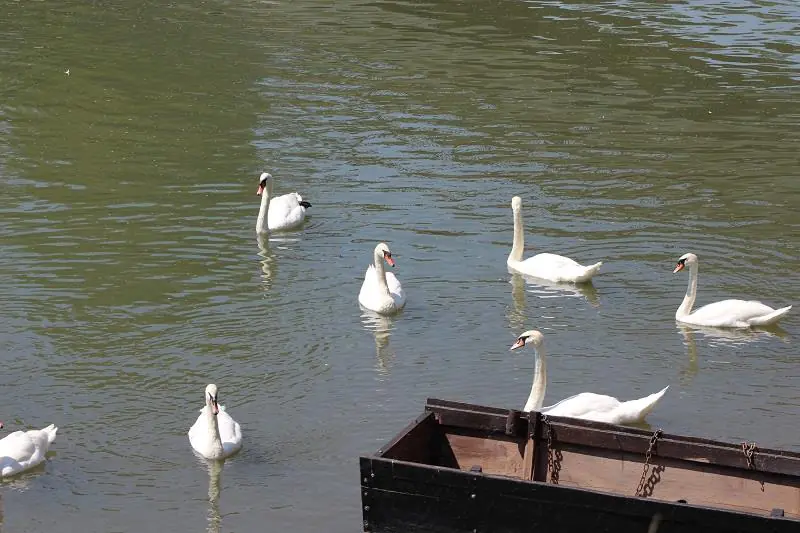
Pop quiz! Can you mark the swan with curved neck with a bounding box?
[255,172,311,234]
[507,196,602,283]
[358,242,406,315]
[188,384,243,460]
[510,330,668,425]
[673,253,791,328]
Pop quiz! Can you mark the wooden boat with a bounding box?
[360,398,799,533]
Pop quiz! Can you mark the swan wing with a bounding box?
[687,299,783,327]
[0,425,58,477]
[216,406,243,452]
[268,192,307,231]
[542,393,621,419]
[512,253,601,283]
[0,431,37,463]
[384,271,406,308]
[187,411,209,453]
[542,387,668,425]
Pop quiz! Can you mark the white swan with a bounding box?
[673,253,792,328]
[255,172,311,234]
[188,384,243,460]
[507,196,602,283]
[358,242,406,315]
[0,422,58,477]
[510,330,668,425]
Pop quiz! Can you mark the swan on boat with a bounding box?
[673,253,791,328]
[358,242,406,315]
[255,172,311,234]
[0,422,58,478]
[188,384,243,460]
[507,196,602,283]
[510,330,668,425]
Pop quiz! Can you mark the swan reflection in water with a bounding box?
[360,309,397,374]
[256,234,278,291]
[508,270,600,318]
[205,459,223,533]
[677,323,788,384]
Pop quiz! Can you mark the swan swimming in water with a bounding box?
[188,384,243,460]
[0,421,58,478]
[506,196,602,283]
[255,172,312,234]
[358,242,406,315]
[510,329,668,425]
[673,252,791,328]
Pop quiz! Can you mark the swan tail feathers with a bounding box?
[619,386,669,423]
[749,305,792,326]
[575,261,603,283]
[41,424,58,445]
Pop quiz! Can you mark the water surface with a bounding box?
[0,0,798,531]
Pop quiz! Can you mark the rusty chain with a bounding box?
[541,415,558,484]
[741,441,757,469]
[635,428,663,497]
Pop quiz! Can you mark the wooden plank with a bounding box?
[377,411,436,460]
[379,411,439,464]
[426,398,528,437]
[552,445,800,518]
[547,419,800,477]
[425,400,800,476]
[443,429,525,478]
[361,455,800,533]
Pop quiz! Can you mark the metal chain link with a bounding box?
[741,441,757,469]
[541,415,557,484]
[635,428,663,497]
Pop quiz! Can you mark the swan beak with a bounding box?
[510,338,525,351]
[384,254,396,267]
[256,184,265,196]
[210,397,220,416]
[673,262,684,273]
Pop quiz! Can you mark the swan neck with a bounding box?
[526,343,547,411]
[509,208,525,262]
[677,263,698,317]
[256,182,272,234]
[373,248,391,295]
[205,406,224,456]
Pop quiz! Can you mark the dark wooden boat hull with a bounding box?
[360,399,799,533]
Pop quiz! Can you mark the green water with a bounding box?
[1,1,797,531]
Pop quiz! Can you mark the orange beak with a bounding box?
[673,263,685,273]
[384,253,395,267]
[256,184,264,196]
[510,338,525,351]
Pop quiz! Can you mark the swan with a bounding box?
[507,196,602,283]
[0,422,58,477]
[358,242,406,315]
[188,384,243,460]
[255,172,312,234]
[510,330,668,425]
[673,253,791,328]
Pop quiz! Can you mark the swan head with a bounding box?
[375,242,396,267]
[205,383,220,416]
[511,196,522,211]
[510,329,544,351]
[256,172,272,196]
[673,252,698,273]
